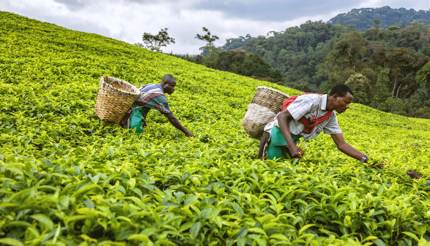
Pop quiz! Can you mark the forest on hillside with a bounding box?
[219,20,430,118]
[142,7,430,118]
[328,6,430,30]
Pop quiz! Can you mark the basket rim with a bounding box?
[256,86,289,97]
[100,76,140,95]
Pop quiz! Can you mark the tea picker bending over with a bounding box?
[258,84,368,163]
[121,74,193,137]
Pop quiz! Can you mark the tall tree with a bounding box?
[195,27,219,46]
[416,61,430,92]
[385,47,426,98]
[327,32,367,70]
[324,31,367,87]
[141,28,175,52]
[195,27,219,55]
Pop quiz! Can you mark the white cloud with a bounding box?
[1,0,428,54]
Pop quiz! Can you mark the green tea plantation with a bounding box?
[1,12,430,245]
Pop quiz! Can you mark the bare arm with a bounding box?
[331,133,367,161]
[165,113,193,137]
[277,111,303,158]
[258,132,269,160]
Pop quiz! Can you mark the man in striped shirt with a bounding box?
[258,84,368,163]
[121,74,193,137]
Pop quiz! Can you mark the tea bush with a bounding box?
[0,12,429,245]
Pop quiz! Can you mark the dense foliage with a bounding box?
[222,20,430,118]
[180,49,282,82]
[328,6,430,30]
[222,21,349,89]
[1,11,430,245]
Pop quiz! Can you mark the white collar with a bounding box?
[321,94,328,111]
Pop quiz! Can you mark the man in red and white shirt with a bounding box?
[258,84,368,163]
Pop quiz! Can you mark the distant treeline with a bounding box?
[328,6,430,30]
[220,21,430,118]
[178,7,430,118]
[177,47,282,83]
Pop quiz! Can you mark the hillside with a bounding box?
[329,6,430,30]
[221,20,430,118]
[1,11,430,245]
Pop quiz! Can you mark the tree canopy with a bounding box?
[328,6,430,30]
[139,28,175,52]
[221,20,430,118]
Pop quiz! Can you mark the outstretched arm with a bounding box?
[331,133,367,162]
[277,111,303,158]
[165,113,193,137]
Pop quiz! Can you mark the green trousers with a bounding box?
[128,106,145,134]
[267,126,300,160]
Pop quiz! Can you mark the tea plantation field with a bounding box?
[1,12,430,245]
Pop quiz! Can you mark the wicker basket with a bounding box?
[242,103,276,139]
[251,86,289,113]
[95,76,140,124]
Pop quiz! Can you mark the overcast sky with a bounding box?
[1,0,429,54]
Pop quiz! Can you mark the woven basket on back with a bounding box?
[251,86,289,113]
[95,76,140,124]
[243,86,289,138]
[242,103,276,138]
